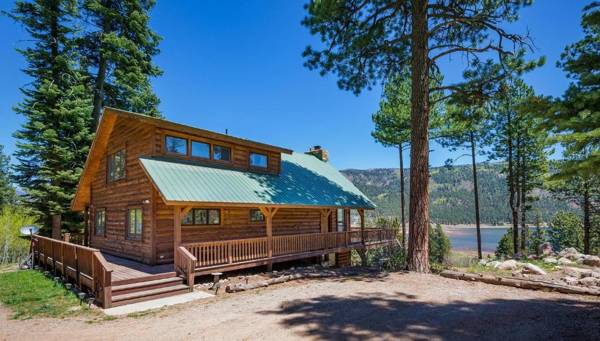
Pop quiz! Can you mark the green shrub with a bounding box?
[0,206,38,264]
[495,228,514,258]
[429,223,450,265]
[548,211,583,252]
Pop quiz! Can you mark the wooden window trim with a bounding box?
[126,207,143,241]
[106,148,126,183]
[164,135,189,157]
[248,208,265,224]
[94,208,106,237]
[181,208,222,227]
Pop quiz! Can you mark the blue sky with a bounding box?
[0,0,586,170]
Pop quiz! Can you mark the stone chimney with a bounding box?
[306,145,329,162]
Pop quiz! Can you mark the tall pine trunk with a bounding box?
[507,109,520,256]
[399,143,406,252]
[583,185,591,254]
[469,131,482,259]
[520,187,528,255]
[407,0,430,272]
[91,0,112,129]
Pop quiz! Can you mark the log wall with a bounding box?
[89,119,155,263]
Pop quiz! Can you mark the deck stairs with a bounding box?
[111,272,190,307]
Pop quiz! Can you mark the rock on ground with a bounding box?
[523,263,547,276]
[583,255,600,267]
[544,257,558,264]
[558,257,575,266]
[497,260,519,270]
[538,242,553,256]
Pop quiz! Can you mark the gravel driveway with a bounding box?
[1,271,599,340]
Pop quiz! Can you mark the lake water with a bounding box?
[444,227,511,253]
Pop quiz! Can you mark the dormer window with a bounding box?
[213,145,231,161]
[191,141,210,159]
[165,136,188,155]
[250,152,267,168]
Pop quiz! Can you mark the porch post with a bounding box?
[260,207,278,271]
[174,206,182,250]
[358,209,365,246]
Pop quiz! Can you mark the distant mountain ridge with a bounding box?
[341,163,576,225]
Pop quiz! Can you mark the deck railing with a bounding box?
[32,235,113,308]
[183,228,395,271]
[174,246,197,291]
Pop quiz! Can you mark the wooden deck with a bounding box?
[103,253,174,284]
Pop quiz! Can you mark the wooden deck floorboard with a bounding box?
[103,254,174,283]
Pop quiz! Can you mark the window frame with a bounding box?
[126,207,143,241]
[249,209,265,223]
[212,144,232,163]
[107,148,126,183]
[95,208,106,236]
[181,208,222,226]
[249,152,268,169]
[190,140,211,160]
[336,208,346,232]
[164,135,189,156]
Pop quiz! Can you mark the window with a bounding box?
[95,209,106,236]
[165,135,188,155]
[249,209,264,222]
[191,141,210,159]
[249,153,268,168]
[213,145,231,161]
[127,208,143,240]
[182,208,221,225]
[337,208,346,232]
[108,149,126,182]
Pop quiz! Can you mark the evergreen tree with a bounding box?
[80,0,162,128]
[488,78,548,256]
[547,158,599,254]
[0,145,17,208]
[537,3,600,176]
[438,71,494,259]
[9,0,93,233]
[548,211,584,252]
[371,75,410,252]
[302,0,534,272]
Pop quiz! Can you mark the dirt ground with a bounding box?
[2,271,599,341]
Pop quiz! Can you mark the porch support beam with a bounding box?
[259,206,279,271]
[358,208,365,246]
[320,209,332,233]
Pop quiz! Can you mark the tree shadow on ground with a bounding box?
[260,291,600,340]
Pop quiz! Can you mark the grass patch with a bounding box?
[0,270,95,319]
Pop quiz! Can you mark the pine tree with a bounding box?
[302,0,535,272]
[372,75,411,252]
[80,0,162,128]
[9,0,93,234]
[488,78,548,257]
[438,97,490,259]
[0,145,16,208]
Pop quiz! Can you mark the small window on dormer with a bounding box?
[250,153,267,168]
[213,145,231,161]
[165,136,188,155]
[191,141,210,159]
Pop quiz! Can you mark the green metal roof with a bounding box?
[139,153,375,209]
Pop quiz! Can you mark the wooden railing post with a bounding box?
[228,243,233,264]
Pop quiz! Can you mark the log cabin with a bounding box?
[37,107,395,307]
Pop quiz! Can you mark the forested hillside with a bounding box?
[342,163,576,225]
